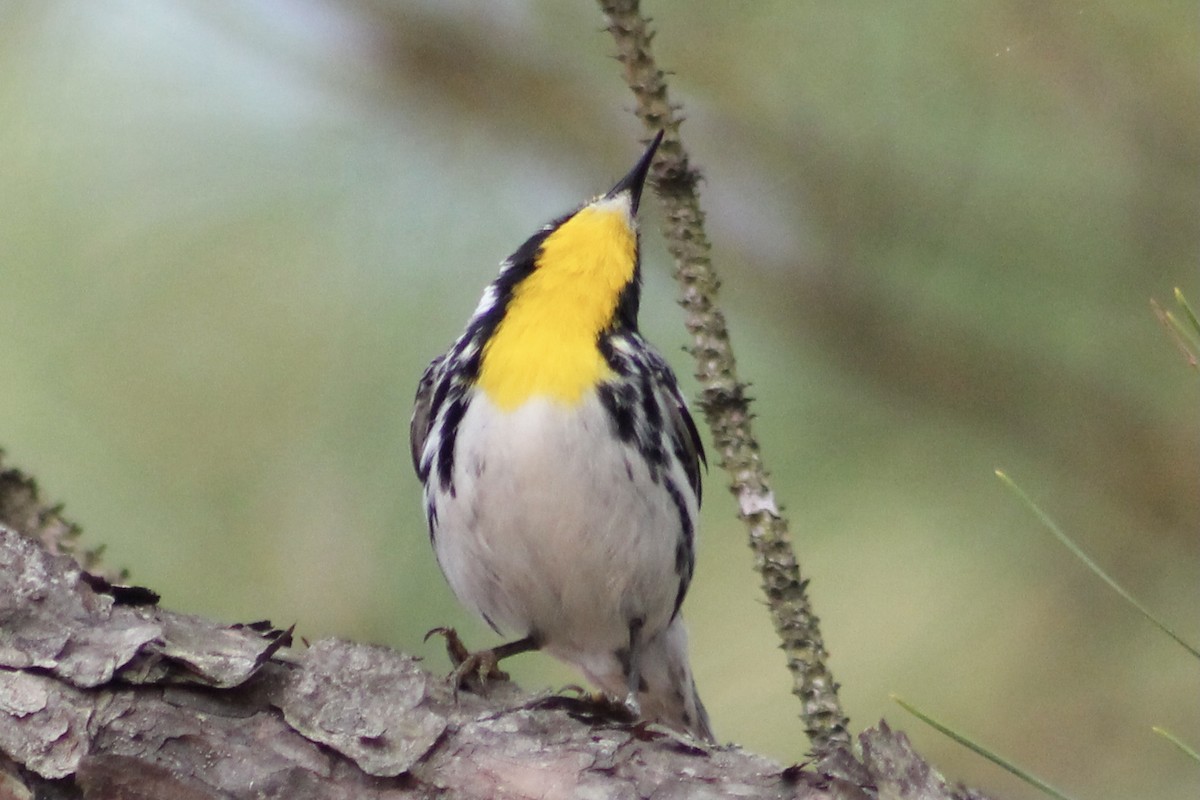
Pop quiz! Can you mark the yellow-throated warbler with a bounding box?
[411,131,713,741]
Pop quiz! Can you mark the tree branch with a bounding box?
[596,0,851,754]
[0,459,991,798]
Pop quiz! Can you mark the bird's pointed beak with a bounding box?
[606,129,664,215]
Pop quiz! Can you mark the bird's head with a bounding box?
[519,129,662,329]
[473,132,664,409]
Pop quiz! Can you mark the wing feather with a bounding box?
[409,356,444,476]
[648,354,706,506]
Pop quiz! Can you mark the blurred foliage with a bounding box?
[1,2,1197,799]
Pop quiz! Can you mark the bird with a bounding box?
[410,130,713,742]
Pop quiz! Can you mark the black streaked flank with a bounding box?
[639,370,662,430]
[425,499,438,542]
[638,370,665,466]
[649,354,706,505]
[597,382,637,443]
[410,356,444,479]
[436,396,468,494]
[481,611,502,635]
[663,477,694,619]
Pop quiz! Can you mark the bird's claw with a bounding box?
[424,626,510,691]
[621,691,642,719]
[424,626,471,667]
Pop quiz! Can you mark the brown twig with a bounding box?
[597,0,852,755]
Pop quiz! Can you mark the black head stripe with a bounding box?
[612,239,642,332]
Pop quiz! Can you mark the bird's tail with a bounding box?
[629,616,714,743]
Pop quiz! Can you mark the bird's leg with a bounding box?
[424,627,539,690]
[620,617,646,717]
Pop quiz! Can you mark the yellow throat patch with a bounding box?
[478,199,637,410]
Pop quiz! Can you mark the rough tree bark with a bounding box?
[0,460,992,799]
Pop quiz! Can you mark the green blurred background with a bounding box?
[2,2,1197,797]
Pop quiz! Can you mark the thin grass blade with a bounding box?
[892,695,1076,800]
[996,471,1200,660]
[1174,288,1200,339]
[1152,726,1200,764]
[1151,299,1199,369]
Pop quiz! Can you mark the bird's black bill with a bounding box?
[606,129,664,214]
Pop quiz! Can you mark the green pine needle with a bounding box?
[1174,288,1200,339]
[1153,290,1200,369]
[892,695,1077,800]
[1152,726,1200,764]
[1168,309,1200,350]
[996,471,1200,661]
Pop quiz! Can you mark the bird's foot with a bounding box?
[423,626,511,691]
[527,687,639,728]
[581,689,640,724]
[621,691,642,719]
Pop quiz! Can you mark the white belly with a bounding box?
[428,391,687,668]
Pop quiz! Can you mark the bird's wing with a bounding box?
[409,355,444,475]
[650,355,706,506]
